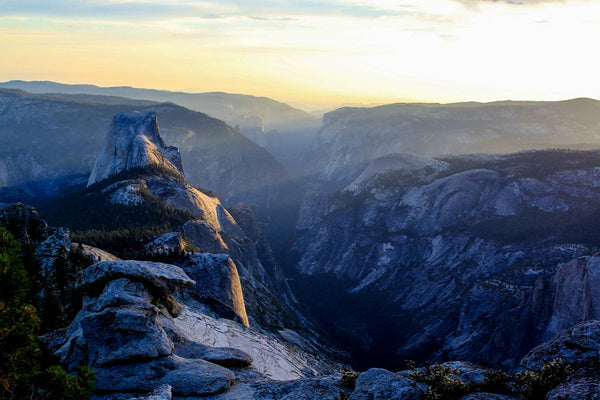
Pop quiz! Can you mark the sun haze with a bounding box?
[1,0,598,109]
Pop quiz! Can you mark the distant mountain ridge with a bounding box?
[0,88,286,210]
[0,80,318,132]
[311,98,600,187]
[0,80,322,175]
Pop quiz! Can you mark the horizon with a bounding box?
[1,0,599,110]
[2,78,598,114]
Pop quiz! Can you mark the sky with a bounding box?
[1,0,599,110]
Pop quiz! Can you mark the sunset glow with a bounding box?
[1,0,599,109]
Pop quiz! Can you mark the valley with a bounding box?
[2,81,600,399]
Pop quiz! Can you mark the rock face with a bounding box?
[56,260,238,397]
[519,320,600,400]
[144,232,186,255]
[50,258,338,398]
[520,320,600,370]
[85,111,307,333]
[311,99,600,185]
[181,253,249,327]
[292,150,600,368]
[0,208,340,399]
[546,372,600,400]
[349,368,426,400]
[88,111,184,186]
[171,307,336,382]
[544,257,600,340]
[79,260,195,296]
[0,89,287,211]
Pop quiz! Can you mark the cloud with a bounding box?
[454,0,567,7]
[0,0,410,21]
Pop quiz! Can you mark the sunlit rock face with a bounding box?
[84,110,314,336]
[292,150,600,369]
[88,111,184,186]
[181,253,250,327]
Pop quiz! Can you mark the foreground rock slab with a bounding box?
[349,368,426,400]
[94,355,235,396]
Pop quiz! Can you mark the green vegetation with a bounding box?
[333,369,357,400]
[333,390,349,400]
[45,365,95,400]
[36,245,94,332]
[340,369,358,390]
[409,363,470,400]
[406,359,574,400]
[468,206,600,246]
[0,227,40,399]
[0,227,95,400]
[87,165,187,189]
[38,166,198,258]
[515,359,574,400]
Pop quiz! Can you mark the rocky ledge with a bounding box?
[42,258,340,399]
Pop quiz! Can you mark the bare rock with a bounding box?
[544,257,600,340]
[181,253,249,327]
[78,260,195,297]
[144,232,186,255]
[174,341,253,367]
[439,361,494,384]
[459,393,518,400]
[88,111,184,186]
[521,320,600,370]
[127,385,172,400]
[546,372,600,400]
[252,376,342,400]
[80,303,174,366]
[85,278,154,312]
[349,368,426,400]
[79,244,121,262]
[93,355,235,396]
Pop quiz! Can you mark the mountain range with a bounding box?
[0,88,286,214]
[2,80,600,399]
[310,99,600,188]
[0,80,322,171]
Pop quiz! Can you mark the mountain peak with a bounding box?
[87,111,185,186]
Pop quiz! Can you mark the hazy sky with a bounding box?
[1,0,598,109]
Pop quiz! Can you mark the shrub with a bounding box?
[45,365,95,400]
[408,363,470,400]
[406,358,575,400]
[334,389,349,400]
[515,359,574,400]
[478,369,511,393]
[340,369,358,390]
[0,228,42,400]
[0,228,95,400]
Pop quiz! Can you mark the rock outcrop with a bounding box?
[180,253,249,327]
[55,260,237,397]
[86,111,308,333]
[349,368,426,400]
[88,111,184,186]
[143,232,186,255]
[520,320,600,370]
[47,258,339,399]
[292,150,600,368]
